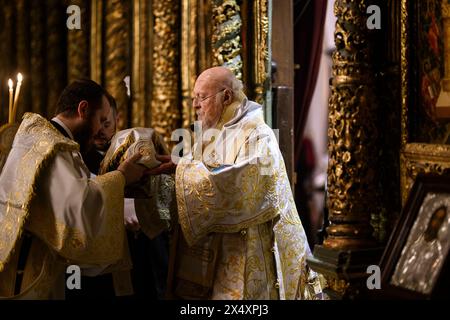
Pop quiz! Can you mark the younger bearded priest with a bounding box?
[0,80,146,299]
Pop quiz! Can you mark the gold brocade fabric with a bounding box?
[173,99,324,300]
[0,113,78,271]
[100,128,171,198]
[100,127,175,239]
[26,171,126,265]
[0,113,127,299]
[0,237,66,300]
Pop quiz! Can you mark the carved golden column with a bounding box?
[90,0,102,84]
[46,0,67,117]
[67,0,90,83]
[30,1,47,116]
[151,1,180,141]
[252,0,270,106]
[104,0,130,129]
[308,0,383,299]
[131,0,151,127]
[181,0,199,128]
[325,0,379,250]
[211,0,243,80]
[199,0,213,71]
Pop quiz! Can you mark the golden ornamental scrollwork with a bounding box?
[253,0,270,105]
[325,0,379,250]
[324,276,348,298]
[151,0,180,143]
[442,0,450,17]
[211,0,243,80]
[104,0,130,130]
[401,143,450,204]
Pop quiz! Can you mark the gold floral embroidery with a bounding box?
[99,133,135,174]
[0,113,78,271]
[174,105,324,299]
[32,171,125,264]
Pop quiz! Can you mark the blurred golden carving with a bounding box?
[400,0,409,148]
[325,277,348,297]
[211,0,243,80]
[325,0,378,250]
[253,0,270,105]
[90,0,102,84]
[132,0,151,127]
[181,0,199,129]
[68,0,89,83]
[104,0,130,130]
[401,143,450,204]
[151,0,180,142]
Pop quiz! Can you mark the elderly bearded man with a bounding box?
[150,67,324,300]
[0,79,147,299]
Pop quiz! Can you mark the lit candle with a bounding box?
[8,79,13,124]
[12,73,23,123]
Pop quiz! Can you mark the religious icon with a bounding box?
[404,0,450,143]
[380,174,450,298]
[390,195,450,294]
[419,1,444,121]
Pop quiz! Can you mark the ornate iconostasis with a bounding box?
[0,0,271,142]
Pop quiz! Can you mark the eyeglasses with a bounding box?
[191,89,225,104]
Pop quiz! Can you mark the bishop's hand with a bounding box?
[117,153,147,185]
[145,154,177,175]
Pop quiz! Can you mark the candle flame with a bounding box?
[8,79,13,89]
[17,73,23,83]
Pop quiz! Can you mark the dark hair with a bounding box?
[55,79,107,117]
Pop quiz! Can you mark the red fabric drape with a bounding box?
[294,0,328,167]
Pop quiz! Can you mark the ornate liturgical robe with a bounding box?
[0,113,126,299]
[171,97,324,300]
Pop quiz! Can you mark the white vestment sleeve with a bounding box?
[27,150,126,266]
[176,128,284,246]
